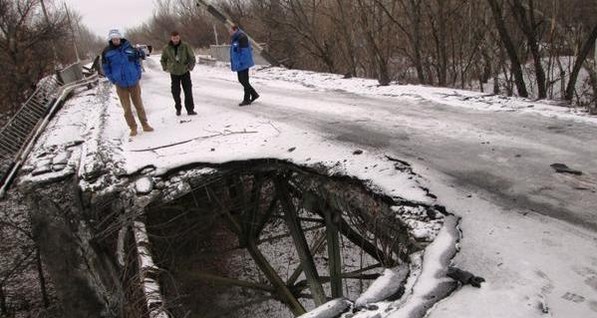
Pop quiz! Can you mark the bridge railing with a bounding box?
[0,67,99,198]
[0,76,62,162]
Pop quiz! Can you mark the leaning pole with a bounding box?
[196,0,281,66]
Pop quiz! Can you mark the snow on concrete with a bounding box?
[385,215,460,318]
[124,60,434,205]
[134,176,153,195]
[355,265,410,308]
[421,168,597,318]
[392,205,443,242]
[202,61,597,125]
[298,298,352,318]
[133,221,169,318]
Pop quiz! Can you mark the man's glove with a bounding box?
[447,267,485,288]
[469,276,486,288]
[136,49,146,60]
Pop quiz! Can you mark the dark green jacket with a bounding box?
[160,41,196,75]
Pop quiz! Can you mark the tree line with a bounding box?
[0,0,103,121]
[1,0,596,119]
[0,1,102,315]
[128,0,597,112]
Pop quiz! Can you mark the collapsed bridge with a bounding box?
[22,156,458,318]
[1,57,461,318]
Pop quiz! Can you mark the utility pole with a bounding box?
[64,3,80,63]
[40,0,59,68]
[213,24,219,45]
[196,0,280,66]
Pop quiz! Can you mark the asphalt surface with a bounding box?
[189,71,597,233]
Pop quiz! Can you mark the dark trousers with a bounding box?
[171,72,194,112]
[237,69,258,102]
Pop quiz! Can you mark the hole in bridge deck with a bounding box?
[144,161,427,317]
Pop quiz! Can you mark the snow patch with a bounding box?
[355,265,410,308]
[135,177,153,195]
[298,298,352,318]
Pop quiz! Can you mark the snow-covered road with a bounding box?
[243,83,597,231]
[126,56,597,317]
[143,57,597,231]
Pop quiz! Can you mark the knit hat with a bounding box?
[107,29,122,40]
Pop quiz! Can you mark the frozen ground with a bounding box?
[21,55,597,317]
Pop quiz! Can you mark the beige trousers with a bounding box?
[115,83,149,130]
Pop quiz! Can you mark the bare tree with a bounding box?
[126,0,219,50]
[0,199,51,316]
[68,11,104,60]
[509,0,547,98]
[269,0,339,73]
[176,0,215,47]
[564,23,597,101]
[6,0,595,119]
[584,61,597,114]
[331,0,359,76]
[355,0,393,85]
[487,0,529,97]
[0,0,68,113]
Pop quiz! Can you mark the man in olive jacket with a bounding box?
[160,31,197,116]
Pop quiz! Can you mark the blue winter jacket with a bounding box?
[230,30,255,72]
[101,39,144,87]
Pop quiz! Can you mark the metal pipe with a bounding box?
[0,142,17,155]
[1,131,24,146]
[6,122,30,138]
[64,3,80,62]
[16,113,38,126]
[15,109,42,125]
[21,112,41,125]
[26,98,45,110]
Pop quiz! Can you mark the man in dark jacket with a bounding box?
[102,29,153,137]
[229,25,259,106]
[160,31,197,116]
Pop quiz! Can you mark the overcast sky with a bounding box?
[63,0,156,38]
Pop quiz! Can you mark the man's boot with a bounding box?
[250,91,259,103]
[142,123,154,132]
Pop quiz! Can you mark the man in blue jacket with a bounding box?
[102,29,154,136]
[229,25,259,106]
